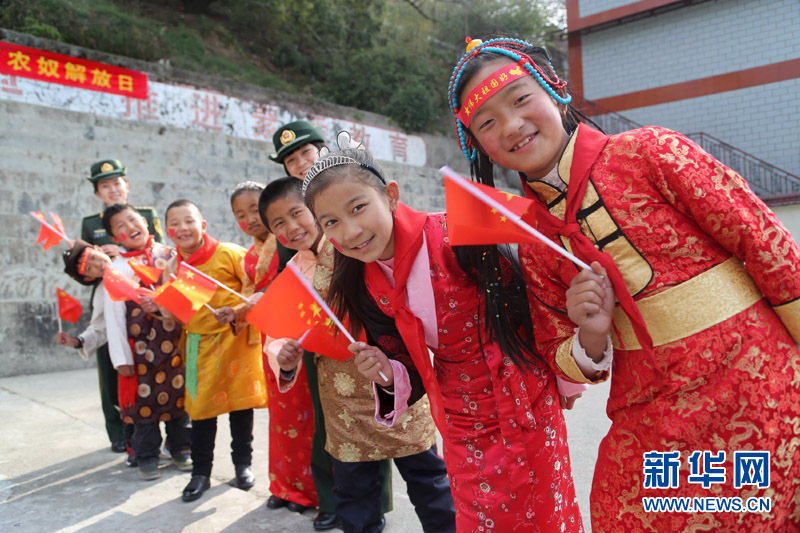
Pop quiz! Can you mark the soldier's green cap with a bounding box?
[87,159,126,183]
[269,121,325,163]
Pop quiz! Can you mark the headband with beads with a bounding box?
[447,37,572,163]
[301,131,386,197]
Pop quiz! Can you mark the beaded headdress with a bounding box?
[447,37,572,163]
[301,131,386,197]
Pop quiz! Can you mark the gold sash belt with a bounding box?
[611,257,762,350]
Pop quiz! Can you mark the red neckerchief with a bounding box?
[523,123,653,355]
[363,203,448,434]
[120,235,155,265]
[177,234,219,267]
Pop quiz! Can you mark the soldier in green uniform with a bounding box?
[269,122,392,531]
[81,159,165,461]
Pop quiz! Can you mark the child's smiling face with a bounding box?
[82,247,112,280]
[108,207,150,250]
[166,204,207,255]
[265,194,320,252]
[232,190,270,241]
[312,176,399,263]
[463,58,569,181]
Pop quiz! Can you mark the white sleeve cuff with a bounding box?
[572,327,613,376]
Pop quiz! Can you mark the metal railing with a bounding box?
[684,132,800,197]
[577,99,800,199]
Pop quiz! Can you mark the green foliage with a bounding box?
[19,16,62,41]
[1,0,565,133]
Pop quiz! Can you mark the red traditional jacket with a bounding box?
[365,206,583,533]
[520,124,800,531]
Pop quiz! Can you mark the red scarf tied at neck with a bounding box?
[177,234,220,267]
[120,235,155,263]
[526,124,654,358]
[363,203,448,436]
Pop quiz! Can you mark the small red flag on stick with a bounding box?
[441,166,591,270]
[30,211,66,250]
[103,267,142,303]
[128,259,163,286]
[56,287,82,323]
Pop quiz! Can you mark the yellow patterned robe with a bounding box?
[172,241,267,420]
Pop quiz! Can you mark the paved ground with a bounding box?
[0,368,611,533]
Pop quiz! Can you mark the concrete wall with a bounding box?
[578,0,800,174]
[582,0,799,98]
[0,31,471,377]
[617,79,800,176]
[579,0,638,17]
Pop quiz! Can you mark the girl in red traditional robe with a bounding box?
[301,138,608,532]
[229,182,318,511]
[448,37,800,532]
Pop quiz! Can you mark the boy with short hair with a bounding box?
[163,199,267,502]
[101,203,191,481]
[79,159,165,458]
[269,122,392,530]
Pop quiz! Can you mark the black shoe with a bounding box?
[313,512,341,531]
[233,465,255,491]
[125,451,138,468]
[286,500,309,513]
[111,440,127,453]
[266,495,288,509]
[371,516,386,533]
[181,475,210,502]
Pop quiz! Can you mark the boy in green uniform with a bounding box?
[80,159,165,461]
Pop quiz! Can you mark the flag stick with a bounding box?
[49,212,70,241]
[204,303,216,312]
[58,316,62,332]
[287,262,388,381]
[29,212,68,241]
[180,262,251,303]
[440,166,592,271]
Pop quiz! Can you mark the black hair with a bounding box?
[258,177,304,231]
[282,140,326,177]
[455,40,601,184]
[305,147,540,370]
[165,199,202,222]
[101,203,137,238]
[93,175,128,193]
[230,181,265,208]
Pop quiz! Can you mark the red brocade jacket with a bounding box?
[520,125,800,532]
[366,208,583,533]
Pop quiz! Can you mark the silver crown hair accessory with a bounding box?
[302,131,374,197]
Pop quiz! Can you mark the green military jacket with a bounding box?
[81,206,165,246]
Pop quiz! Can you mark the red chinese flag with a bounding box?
[103,267,141,303]
[56,287,82,323]
[50,212,68,238]
[152,283,198,324]
[246,266,324,339]
[128,259,163,286]
[444,176,538,246]
[173,263,217,308]
[300,318,364,361]
[31,211,63,250]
